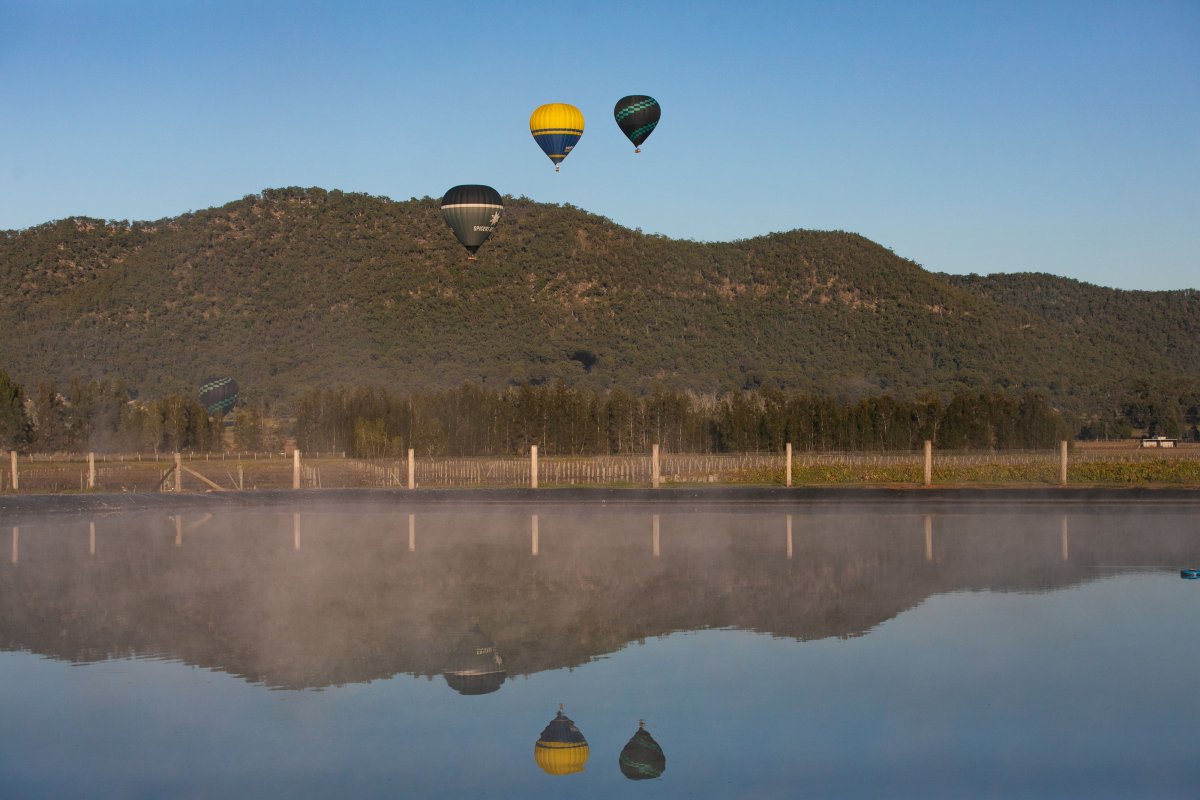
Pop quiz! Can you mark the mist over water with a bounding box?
[1,501,1198,797]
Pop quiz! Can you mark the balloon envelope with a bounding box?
[619,724,666,780]
[198,377,239,415]
[534,708,589,776]
[613,95,660,151]
[442,626,506,696]
[530,103,584,170]
[440,185,503,257]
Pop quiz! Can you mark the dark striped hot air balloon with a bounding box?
[530,103,584,172]
[440,185,504,259]
[534,705,589,776]
[198,377,239,416]
[442,626,507,696]
[618,721,666,780]
[613,95,660,153]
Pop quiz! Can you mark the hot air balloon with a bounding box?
[534,704,589,776]
[198,377,239,416]
[529,103,584,172]
[613,95,660,153]
[442,626,507,696]
[618,721,666,780]
[441,185,504,259]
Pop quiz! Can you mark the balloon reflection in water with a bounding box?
[619,720,666,780]
[534,704,589,775]
[442,626,506,696]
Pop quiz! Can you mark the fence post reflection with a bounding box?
[924,514,933,563]
[293,513,301,551]
[89,521,96,556]
[652,515,660,558]
[532,514,539,557]
[408,513,416,552]
[10,527,17,565]
[1061,515,1069,562]
[786,514,793,560]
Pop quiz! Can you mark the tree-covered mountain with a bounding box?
[1,187,1196,413]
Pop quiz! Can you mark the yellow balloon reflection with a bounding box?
[534,705,589,776]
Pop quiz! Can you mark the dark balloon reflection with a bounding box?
[442,625,506,696]
[619,720,666,780]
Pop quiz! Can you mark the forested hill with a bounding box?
[942,272,1200,377]
[1,187,1196,410]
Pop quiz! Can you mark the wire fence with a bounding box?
[2,443,1198,494]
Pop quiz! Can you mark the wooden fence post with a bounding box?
[408,449,415,490]
[531,445,538,489]
[651,444,660,489]
[785,443,792,487]
[923,440,932,487]
[9,451,17,491]
[87,452,96,490]
[1060,440,1068,487]
[293,449,301,490]
[174,453,183,493]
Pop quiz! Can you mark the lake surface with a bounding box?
[1,499,1198,798]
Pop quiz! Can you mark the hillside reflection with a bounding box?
[1,505,1195,690]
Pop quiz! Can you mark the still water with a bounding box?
[1,500,1197,798]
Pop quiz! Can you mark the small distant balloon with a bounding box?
[613,95,660,153]
[530,103,584,172]
[440,185,504,260]
[198,377,239,415]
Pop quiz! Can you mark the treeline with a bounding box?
[5,369,1198,456]
[295,383,1074,457]
[0,372,225,454]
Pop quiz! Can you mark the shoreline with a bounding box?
[3,485,1200,519]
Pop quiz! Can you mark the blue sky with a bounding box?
[2,0,1197,290]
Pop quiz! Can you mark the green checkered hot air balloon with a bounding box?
[613,95,660,153]
[198,377,239,416]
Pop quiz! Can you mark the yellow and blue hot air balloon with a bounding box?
[529,103,584,172]
[534,704,589,775]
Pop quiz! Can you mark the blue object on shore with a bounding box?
[1182,569,1200,579]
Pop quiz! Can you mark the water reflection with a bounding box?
[442,625,506,696]
[534,704,589,776]
[619,720,666,781]
[0,505,1197,690]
